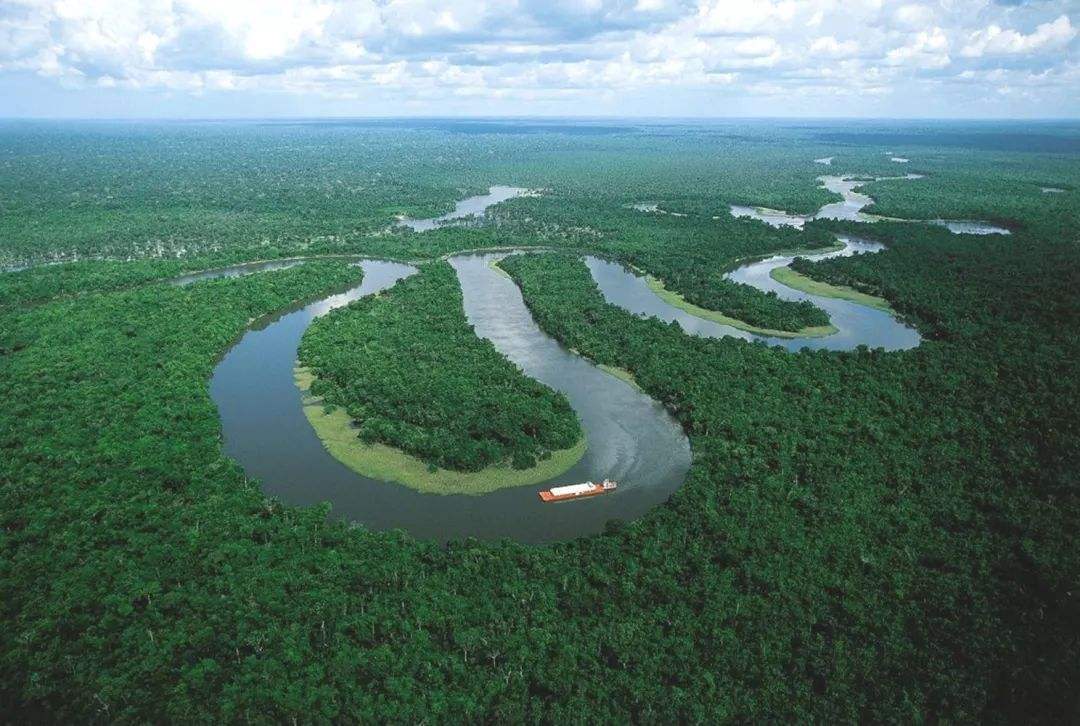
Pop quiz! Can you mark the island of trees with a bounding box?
[297,261,583,491]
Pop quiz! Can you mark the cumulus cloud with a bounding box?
[0,0,1076,115]
[695,1,798,35]
[809,36,860,58]
[885,27,951,69]
[894,4,935,30]
[961,15,1076,58]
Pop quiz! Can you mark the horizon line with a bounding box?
[2,114,1079,123]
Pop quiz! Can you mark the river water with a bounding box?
[586,237,921,352]
[730,174,1010,235]
[399,186,531,231]
[171,259,305,286]
[210,252,690,543]
[208,184,921,543]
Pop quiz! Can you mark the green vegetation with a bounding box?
[815,131,1080,240]
[770,264,893,312]
[502,195,841,331]
[298,261,582,475]
[0,120,855,333]
[1,120,1078,721]
[500,234,1079,723]
[645,272,838,337]
[295,367,585,495]
[596,363,642,391]
[0,258,188,311]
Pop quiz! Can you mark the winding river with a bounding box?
[210,251,690,544]
[399,186,532,231]
[730,174,1011,235]
[206,185,923,543]
[587,236,921,352]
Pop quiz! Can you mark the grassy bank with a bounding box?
[295,367,587,495]
[487,257,512,279]
[298,262,583,473]
[644,275,838,338]
[598,363,642,391]
[770,265,893,313]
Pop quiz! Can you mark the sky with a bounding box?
[0,0,1077,119]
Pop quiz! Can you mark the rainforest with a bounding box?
[297,260,583,484]
[1,118,1078,722]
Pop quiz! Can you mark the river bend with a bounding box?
[206,186,922,542]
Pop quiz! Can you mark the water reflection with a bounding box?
[171,259,305,286]
[934,220,1011,235]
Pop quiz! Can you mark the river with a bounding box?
[210,253,690,543]
[207,186,921,543]
[585,236,921,352]
[398,186,532,231]
[729,174,1010,235]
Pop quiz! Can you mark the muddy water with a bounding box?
[209,254,690,543]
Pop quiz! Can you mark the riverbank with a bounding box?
[295,367,587,495]
[643,275,838,338]
[597,363,642,391]
[769,266,893,313]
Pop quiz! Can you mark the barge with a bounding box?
[538,479,617,503]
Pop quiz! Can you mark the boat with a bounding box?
[538,479,617,503]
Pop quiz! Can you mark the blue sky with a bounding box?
[1,0,1077,118]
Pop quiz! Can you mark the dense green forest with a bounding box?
[4,120,1076,334]
[0,120,882,333]
[298,261,581,473]
[496,194,840,331]
[500,238,1079,722]
[1,119,1078,721]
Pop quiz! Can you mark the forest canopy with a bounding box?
[1,119,1078,722]
[298,261,582,473]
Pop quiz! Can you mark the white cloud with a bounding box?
[809,36,859,58]
[894,4,934,30]
[180,0,335,60]
[634,0,667,11]
[734,36,779,58]
[0,0,1076,116]
[961,15,1076,58]
[695,1,797,35]
[885,27,950,69]
[137,31,162,63]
